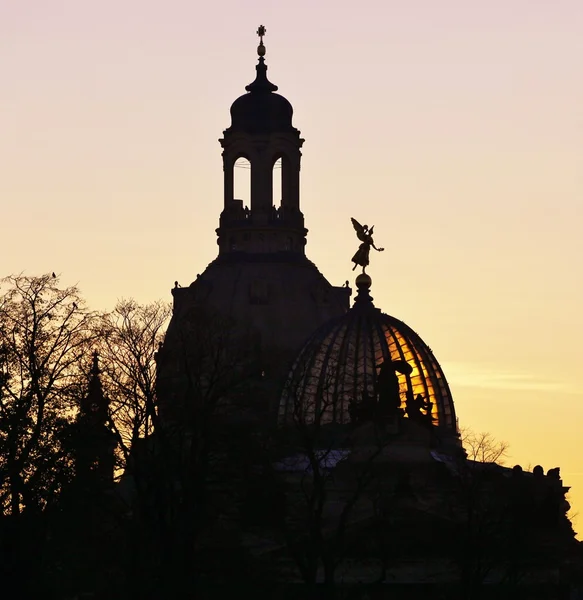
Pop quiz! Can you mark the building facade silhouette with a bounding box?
[156,30,350,421]
[149,28,581,595]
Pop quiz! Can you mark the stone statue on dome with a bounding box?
[376,359,412,418]
[405,391,435,428]
[350,218,384,273]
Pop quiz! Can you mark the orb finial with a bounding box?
[256,24,267,57]
[353,273,373,305]
[355,273,372,290]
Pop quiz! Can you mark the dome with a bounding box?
[279,275,457,432]
[227,57,295,134]
[230,92,294,134]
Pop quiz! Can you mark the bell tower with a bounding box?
[158,27,351,423]
[217,26,306,256]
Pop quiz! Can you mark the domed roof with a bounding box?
[227,54,295,134]
[230,89,294,134]
[279,274,457,432]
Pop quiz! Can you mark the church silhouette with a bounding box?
[66,26,583,598]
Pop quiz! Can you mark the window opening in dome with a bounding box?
[318,327,345,424]
[234,157,251,211]
[387,324,455,428]
[384,326,412,412]
[365,322,388,416]
[272,157,282,211]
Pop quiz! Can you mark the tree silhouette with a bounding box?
[0,274,95,515]
[94,299,171,474]
[259,351,394,594]
[112,304,262,593]
[0,273,95,593]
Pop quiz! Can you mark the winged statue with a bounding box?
[350,217,384,273]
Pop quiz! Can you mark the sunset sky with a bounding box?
[2,0,582,536]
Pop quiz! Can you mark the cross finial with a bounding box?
[256,25,267,57]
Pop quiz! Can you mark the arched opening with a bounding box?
[233,157,251,211]
[272,157,282,210]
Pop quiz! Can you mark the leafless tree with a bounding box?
[94,299,170,473]
[452,428,538,597]
[0,274,100,595]
[269,352,391,591]
[0,273,95,516]
[461,428,509,465]
[113,303,262,591]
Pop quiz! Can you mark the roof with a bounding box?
[279,275,457,432]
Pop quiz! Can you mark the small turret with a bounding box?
[80,351,109,426]
[75,352,115,485]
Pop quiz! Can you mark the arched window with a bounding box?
[272,157,283,208]
[234,157,251,210]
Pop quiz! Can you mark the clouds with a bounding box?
[444,361,581,395]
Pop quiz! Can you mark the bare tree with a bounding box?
[453,429,524,597]
[0,273,95,516]
[0,274,98,595]
[267,352,391,591]
[95,299,171,472]
[112,304,262,592]
[461,428,509,465]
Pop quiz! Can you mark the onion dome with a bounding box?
[227,25,295,134]
[279,274,457,432]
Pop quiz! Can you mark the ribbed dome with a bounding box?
[227,57,295,134]
[279,275,457,432]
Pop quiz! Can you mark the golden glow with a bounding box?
[3,0,581,537]
[386,326,440,423]
[281,312,455,429]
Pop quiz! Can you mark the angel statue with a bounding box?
[351,218,384,272]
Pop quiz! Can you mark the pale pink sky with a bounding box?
[2,0,583,535]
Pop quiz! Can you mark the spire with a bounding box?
[246,24,278,93]
[75,351,115,486]
[90,349,100,377]
[81,350,108,424]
